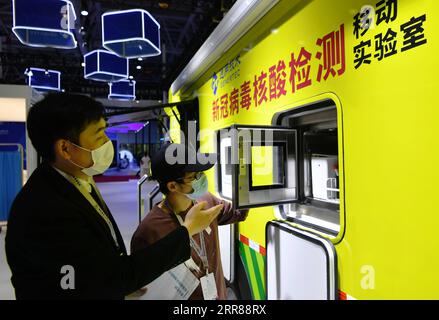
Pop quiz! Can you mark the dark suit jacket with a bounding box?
[5,162,190,300]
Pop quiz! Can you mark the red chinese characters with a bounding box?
[212,98,219,122]
[211,25,349,121]
[269,60,287,100]
[253,71,268,107]
[220,93,229,119]
[229,88,239,116]
[212,81,252,122]
[240,80,251,111]
[289,47,312,93]
[315,24,346,82]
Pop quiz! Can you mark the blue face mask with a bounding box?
[185,173,208,200]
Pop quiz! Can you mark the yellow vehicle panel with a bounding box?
[170,0,439,299]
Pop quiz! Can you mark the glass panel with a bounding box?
[217,126,297,209]
[236,128,296,208]
[251,145,284,187]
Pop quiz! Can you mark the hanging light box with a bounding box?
[108,80,136,101]
[12,0,77,49]
[102,9,161,58]
[83,50,129,82]
[25,68,61,92]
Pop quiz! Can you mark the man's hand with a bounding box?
[182,201,223,236]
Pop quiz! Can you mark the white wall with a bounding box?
[0,85,44,175]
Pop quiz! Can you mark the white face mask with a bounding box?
[69,140,114,176]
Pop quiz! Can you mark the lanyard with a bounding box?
[68,175,120,250]
[164,200,209,273]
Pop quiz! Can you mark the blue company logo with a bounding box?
[211,56,240,95]
[211,72,219,95]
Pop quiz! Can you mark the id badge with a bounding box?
[184,258,201,273]
[200,273,218,300]
[139,263,199,300]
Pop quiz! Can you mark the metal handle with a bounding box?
[137,175,161,224]
[148,184,160,217]
[137,175,149,225]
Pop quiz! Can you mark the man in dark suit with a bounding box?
[5,93,222,299]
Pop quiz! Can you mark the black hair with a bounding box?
[157,172,190,195]
[27,92,105,162]
[159,182,170,195]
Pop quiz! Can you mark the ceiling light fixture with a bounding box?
[81,10,88,16]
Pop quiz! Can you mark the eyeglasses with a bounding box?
[175,172,203,183]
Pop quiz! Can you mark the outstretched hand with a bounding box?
[182,201,224,236]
